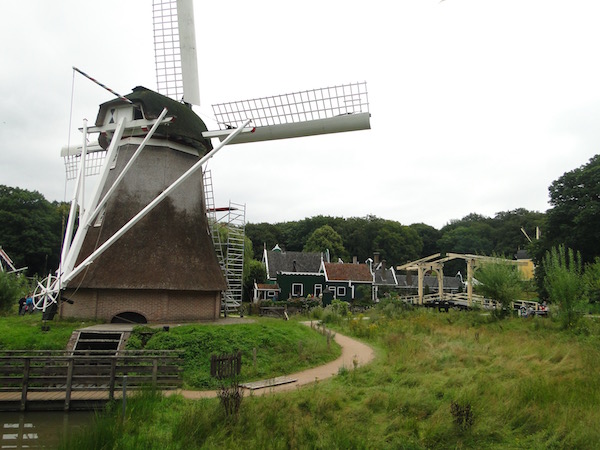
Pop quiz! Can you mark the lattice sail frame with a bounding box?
[152,0,200,105]
[212,82,369,129]
[153,0,183,102]
[62,147,107,181]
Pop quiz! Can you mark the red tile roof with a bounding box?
[324,263,372,282]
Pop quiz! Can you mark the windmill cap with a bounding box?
[95,86,212,154]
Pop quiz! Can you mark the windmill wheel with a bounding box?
[32,274,60,311]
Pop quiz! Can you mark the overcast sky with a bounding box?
[1,0,599,230]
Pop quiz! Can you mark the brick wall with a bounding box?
[60,288,220,322]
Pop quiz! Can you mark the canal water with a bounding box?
[0,411,95,449]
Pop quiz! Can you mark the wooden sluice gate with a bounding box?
[0,350,183,411]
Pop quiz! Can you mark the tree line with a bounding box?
[246,209,546,268]
[1,154,598,289]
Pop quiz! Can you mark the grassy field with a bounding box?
[127,319,342,389]
[0,314,99,350]
[0,314,341,389]
[60,305,600,449]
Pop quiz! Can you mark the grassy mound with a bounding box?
[126,318,341,389]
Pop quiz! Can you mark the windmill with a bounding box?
[33,0,370,323]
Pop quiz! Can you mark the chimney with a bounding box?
[381,259,386,271]
[373,252,380,265]
[292,260,297,272]
[352,256,358,264]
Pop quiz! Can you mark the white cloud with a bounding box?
[2,0,600,230]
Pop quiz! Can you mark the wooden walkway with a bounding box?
[0,350,182,411]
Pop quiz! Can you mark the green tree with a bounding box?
[0,271,28,314]
[410,223,442,258]
[474,259,523,318]
[545,155,600,263]
[543,245,585,329]
[373,220,422,265]
[0,186,65,276]
[304,225,346,261]
[491,208,545,257]
[439,214,495,256]
[242,259,267,302]
[583,257,600,305]
[245,222,284,257]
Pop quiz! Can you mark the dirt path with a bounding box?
[173,322,376,399]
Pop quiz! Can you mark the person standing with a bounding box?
[18,297,26,315]
[25,293,34,314]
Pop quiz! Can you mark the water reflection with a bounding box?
[0,411,94,449]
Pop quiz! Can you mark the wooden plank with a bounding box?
[241,376,297,390]
[20,358,30,412]
[64,359,74,411]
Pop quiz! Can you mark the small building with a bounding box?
[321,261,373,302]
[515,249,535,280]
[369,253,398,301]
[253,282,281,303]
[260,245,324,300]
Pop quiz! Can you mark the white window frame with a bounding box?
[337,286,347,298]
[292,283,303,297]
[314,284,323,297]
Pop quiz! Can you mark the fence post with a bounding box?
[152,358,158,386]
[109,358,117,401]
[122,375,127,418]
[64,358,74,411]
[20,358,30,412]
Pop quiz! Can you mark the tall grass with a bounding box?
[60,309,600,449]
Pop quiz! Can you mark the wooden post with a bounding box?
[20,358,30,412]
[418,265,424,305]
[122,375,127,418]
[152,358,158,385]
[467,258,474,307]
[64,358,74,411]
[109,358,117,401]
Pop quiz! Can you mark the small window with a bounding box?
[133,105,144,120]
[314,284,323,297]
[267,290,277,298]
[337,286,346,298]
[292,283,303,297]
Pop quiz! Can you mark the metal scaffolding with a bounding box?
[203,170,245,315]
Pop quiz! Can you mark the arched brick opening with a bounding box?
[111,311,148,324]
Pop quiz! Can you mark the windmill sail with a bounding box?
[205,82,370,144]
[153,0,200,105]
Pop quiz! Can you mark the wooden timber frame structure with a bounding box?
[0,350,183,412]
[396,253,523,307]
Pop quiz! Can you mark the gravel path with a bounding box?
[172,322,376,399]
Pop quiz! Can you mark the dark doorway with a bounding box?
[111,311,147,324]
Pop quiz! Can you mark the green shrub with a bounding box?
[544,245,585,329]
[474,259,523,318]
[0,271,28,314]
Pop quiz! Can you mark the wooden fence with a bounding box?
[0,350,183,411]
[210,351,241,379]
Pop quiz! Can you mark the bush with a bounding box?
[321,299,350,324]
[583,258,600,305]
[0,271,28,314]
[544,245,585,329]
[474,259,523,318]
